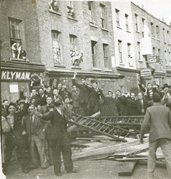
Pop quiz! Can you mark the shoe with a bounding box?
[67,169,77,173]
[55,172,62,176]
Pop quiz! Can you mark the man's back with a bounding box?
[143,104,171,142]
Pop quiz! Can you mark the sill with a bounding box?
[119,63,125,66]
[116,26,122,30]
[10,58,29,63]
[49,9,61,16]
[136,31,140,34]
[126,30,131,33]
[92,67,102,71]
[54,64,66,68]
[89,22,98,28]
[104,69,112,72]
[71,66,81,69]
[101,28,108,32]
[138,60,144,62]
[67,16,77,21]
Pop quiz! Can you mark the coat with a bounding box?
[42,108,68,141]
[140,103,171,143]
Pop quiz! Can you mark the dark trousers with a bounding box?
[3,134,30,174]
[80,102,88,116]
[51,133,73,174]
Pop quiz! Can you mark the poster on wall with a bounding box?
[9,84,19,93]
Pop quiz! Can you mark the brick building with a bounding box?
[131,2,171,86]
[0,0,122,102]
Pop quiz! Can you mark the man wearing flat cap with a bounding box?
[72,72,90,116]
[41,99,75,176]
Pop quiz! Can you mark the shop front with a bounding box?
[1,61,45,103]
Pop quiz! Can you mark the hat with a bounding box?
[91,80,98,84]
[162,83,170,89]
[80,76,86,80]
[18,99,25,104]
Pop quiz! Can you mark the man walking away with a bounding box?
[140,93,171,179]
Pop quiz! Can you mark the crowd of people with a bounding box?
[1,71,171,176]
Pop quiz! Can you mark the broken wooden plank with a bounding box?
[118,162,137,176]
[138,160,166,168]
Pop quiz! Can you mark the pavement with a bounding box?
[3,158,170,179]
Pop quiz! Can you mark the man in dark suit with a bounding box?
[23,105,48,169]
[72,72,90,116]
[41,99,75,176]
[140,93,171,179]
[136,92,147,115]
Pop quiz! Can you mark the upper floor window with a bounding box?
[163,28,166,42]
[137,42,141,61]
[8,17,27,60]
[142,18,145,37]
[169,52,171,66]
[135,14,139,32]
[165,50,168,65]
[153,47,155,56]
[103,44,109,68]
[49,0,60,13]
[118,40,122,64]
[156,25,159,39]
[127,43,133,67]
[100,4,106,28]
[52,30,61,64]
[167,31,170,44]
[91,40,98,67]
[67,1,75,18]
[88,1,96,24]
[125,14,129,31]
[115,9,120,27]
[150,22,154,37]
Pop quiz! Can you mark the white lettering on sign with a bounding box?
[1,71,31,80]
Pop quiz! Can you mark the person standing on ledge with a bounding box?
[140,93,171,179]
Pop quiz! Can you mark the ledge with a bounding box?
[1,60,45,71]
[67,16,77,22]
[89,22,98,28]
[101,28,108,32]
[71,66,81,70]
[54,64,66,68]
[49,9,61,16]
[126,30,131,33]
[104,69,112,72]
[92,67,102,71]
[116,66,139,73]
[116,26,122,30]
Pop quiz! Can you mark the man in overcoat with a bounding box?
[140,93,171,179]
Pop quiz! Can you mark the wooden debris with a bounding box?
[118,161,138,176]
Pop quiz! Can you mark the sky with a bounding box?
[124,0,171,25]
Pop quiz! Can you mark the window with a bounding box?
[70,34,77,51]
[167,31,170,44]
[100,4,106,28]
[153,47,155,56]
[157,48,161,63]
[164,50,168,65]
[49,0,59,13]
[91,41,97,67]
[142,18,145,37]
[103,44,109,68]
[115,9,120,27]
[135,14,139,32]
[156,25,159,39]
[163,28,166,42]
[88,1,96,24]
[67,1,75,18]
[137,42,141,61]
[158,48,160,57]
[150,22,154,37]
[9,18,22,45]
[52,31,61,64]
[125,14,129,31]
[118,40,122,63]
[169,52,171,66]
[127,43,133,67]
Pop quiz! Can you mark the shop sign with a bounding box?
[140,69,152,78]
[1,70,31,80]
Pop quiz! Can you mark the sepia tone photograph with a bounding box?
[0,0,171,178]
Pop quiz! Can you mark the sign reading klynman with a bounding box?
[1,70,31,80]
